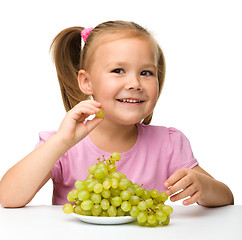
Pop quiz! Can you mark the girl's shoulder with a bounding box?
[137,124,192,147]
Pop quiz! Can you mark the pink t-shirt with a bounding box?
[36,124,198,205]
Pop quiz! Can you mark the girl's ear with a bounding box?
[78,70,93,95]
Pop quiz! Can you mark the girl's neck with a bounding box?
[88,121,138,153]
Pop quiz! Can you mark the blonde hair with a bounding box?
[50,20,165,124]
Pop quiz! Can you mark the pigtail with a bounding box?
[50,26,89,112]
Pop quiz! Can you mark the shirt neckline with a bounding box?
[85,123,143,158]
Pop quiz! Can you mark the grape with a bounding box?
[110,152,121,161]
[95,108,105,118]
[103,180,111,190]
[92,204,102,216]
[94,183,103,193]
[101,189,111,199]
[100,199,110,210]
[81,200,93,211]
[78,190,90,201]
[107,206,117,217]
[91,193,101,204]
[130,206,139,218]
[121,201,131,212]
[63,203,73,214]
[137,211,148,223]
[75,180,86,190]
[111,196,122,207]
[162,205,173,215]
[147,214,157,226]
[63,152,173,227]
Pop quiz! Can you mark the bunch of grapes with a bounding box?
[63,152,173,227]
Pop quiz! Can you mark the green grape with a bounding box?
[67,189,79,202]
[92,204,102,216]
[134,187,144,197]
[110,172,122,181]
[162,216,170,226]
[110,188,120,197]
[160,191,169,202]
[150,189,159,198]
[95,108,105,118]
[120,190,131,200]
[111,178,119,188]
[147,215,157,226]
[119,179,129,190]
[74,204,83,215]
[141,189,150,200]
[100,210,108,216]
[117,207,126,216]
[137,211,148,224]
[100,199,110,210]
[107,164,116,172]
[81,200,93,211]
[162,205,173,215]
[78,190,90,201]
[63,203,74,214]
[156,210,167,222]
[91,193,101,204]
[111,196,122,207]
[110,152,121,161]
[82,209,92,216]
[145,198,153,208]
[127,186,135,196]
[129,195,140,206]
[130,206,140,218]
[103,180,111,190]
[101,189,111,199]
[94,183,103,193]
[94,168,108,180]
[96,162,107,169]
[86,181,97,192]
[137,201,147,211]
[75,180,86,190]
[121,201,131,212]
[88,164,97,174]
[107,206,117,217]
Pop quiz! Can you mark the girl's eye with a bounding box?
[140,70,153,76]
[111,68,125,74]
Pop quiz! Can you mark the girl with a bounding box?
[0,21,233,208]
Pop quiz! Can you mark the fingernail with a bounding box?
[164,182,169,188]
[166,190,171,196]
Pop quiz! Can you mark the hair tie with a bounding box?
[81,27,94,42]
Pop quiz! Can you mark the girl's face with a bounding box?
[87,37,158,125]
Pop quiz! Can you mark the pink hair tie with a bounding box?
[81,27,94,42]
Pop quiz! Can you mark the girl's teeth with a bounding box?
[120,99,141,103]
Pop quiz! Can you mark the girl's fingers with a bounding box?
[183,191,201,206]
[170,184,197,202]
[83,117,104,133]
[165,169,191,195]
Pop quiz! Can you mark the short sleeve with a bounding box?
[35,131,65,183]
[168,127,198,176]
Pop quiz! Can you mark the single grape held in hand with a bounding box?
[63,152,173,227]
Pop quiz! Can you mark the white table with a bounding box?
[0,205,241,240]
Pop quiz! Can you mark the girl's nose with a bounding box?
[125,75,142,91]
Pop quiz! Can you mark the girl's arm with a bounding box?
[164,165,234,207]
[0,100,103,208]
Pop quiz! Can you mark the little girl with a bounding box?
[0,20,233,208]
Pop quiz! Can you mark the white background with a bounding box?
[0,0,241,205]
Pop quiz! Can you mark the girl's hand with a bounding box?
[56,100,104,148]
[164,167,211,206]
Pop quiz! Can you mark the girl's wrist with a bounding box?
[48,132,75,155]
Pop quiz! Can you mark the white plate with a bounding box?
[71,213,136,225]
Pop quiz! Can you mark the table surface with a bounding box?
[0,205,241,240]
